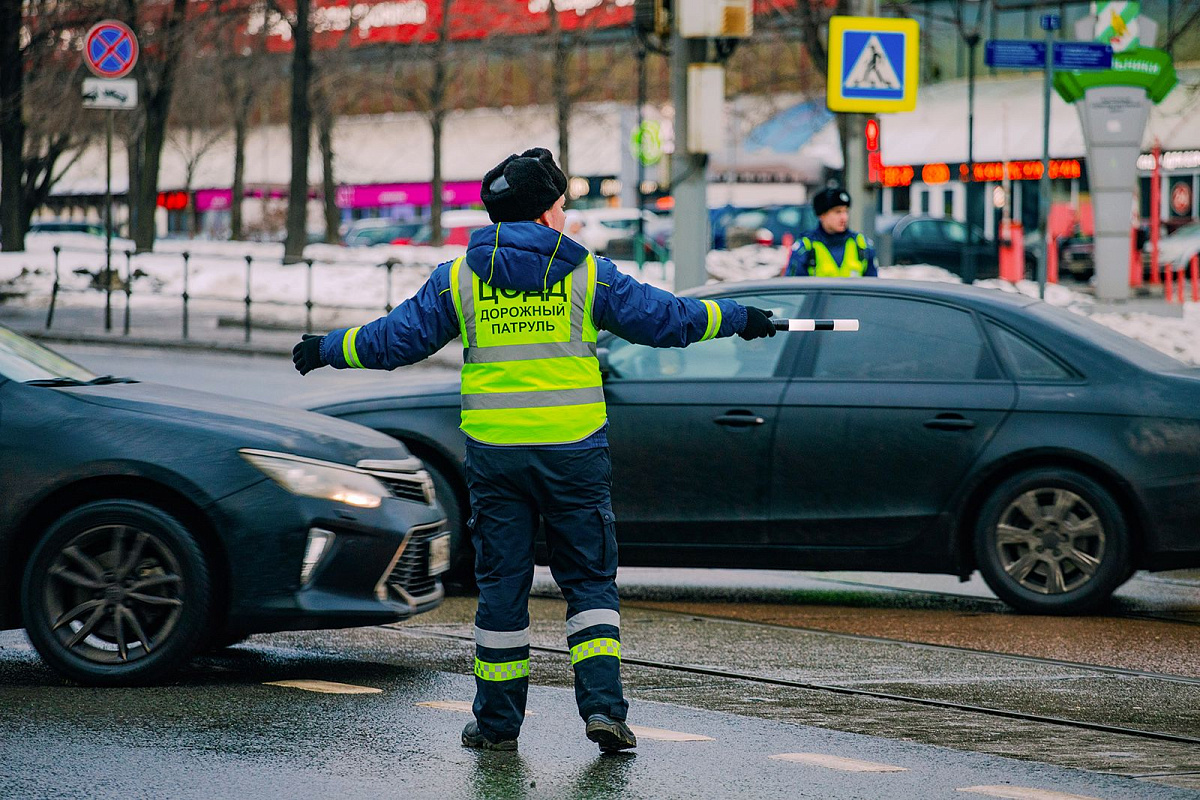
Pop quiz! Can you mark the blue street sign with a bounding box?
[985,39,1047,70]
[1040,13,1061,31]
[985,39,1114,72]
[1053,41,1114,70]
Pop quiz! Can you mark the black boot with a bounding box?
[585,713,637,753]
[461,720,518,751]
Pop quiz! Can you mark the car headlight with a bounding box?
[240,450,388,509]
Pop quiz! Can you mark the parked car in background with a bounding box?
[572,208,664,256]
[1154,221,1200,272]
[407,210,493,247]
[307,278,1200,614]
[29,220,107,237]
[887,215,1039,282]
[0,326,448,685]
[343,218,427,247]
[710,205,818,250]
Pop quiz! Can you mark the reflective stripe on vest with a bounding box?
[450,253,606,446]
[804,234,867,277]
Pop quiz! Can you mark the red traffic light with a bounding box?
[865,119,880,152]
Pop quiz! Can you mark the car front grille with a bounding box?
[367,470,435,505]
[383,528,441,603]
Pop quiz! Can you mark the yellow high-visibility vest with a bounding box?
[803,233,868,277]
[448,253,606,446]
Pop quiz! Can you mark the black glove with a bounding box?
[738,306,776,341]
[292,334,327,375]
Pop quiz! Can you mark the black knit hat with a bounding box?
[813,186,852,217]
[481,147,568,223]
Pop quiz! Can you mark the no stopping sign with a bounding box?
[84,21,139,79]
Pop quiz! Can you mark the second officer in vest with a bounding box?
[785,186,878,278]
[291,148,777,753]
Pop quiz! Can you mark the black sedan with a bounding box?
[307,279,1200,614]
[888,215,1039,282]
[0,327,448,685]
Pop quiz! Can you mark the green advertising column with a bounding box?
[1053,2,1176,300]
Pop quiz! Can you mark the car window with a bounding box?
[812,294,994,381]
[900,220,942,242]
[605,293,807,381]
[942,221,968,244]
[732,211,767,229]
[776,208,803,227]
[986,322,1073,381]
[600,219,637,230]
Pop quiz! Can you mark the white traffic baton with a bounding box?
[771,318,860,332]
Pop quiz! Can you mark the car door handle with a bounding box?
[713,411,765,427]
[923,414,976,431]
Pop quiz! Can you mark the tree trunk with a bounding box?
[231,110,247,240]
[0,0,26,252]
[430,109,444,245]
[285,0,313,262]
[428,0,451,246]
[128,0,189,252]
[318,106,338,244]
[550,4,571,200]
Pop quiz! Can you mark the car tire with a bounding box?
[974,469,1129,615]
[422,461,477,595]
[20,500,212,685]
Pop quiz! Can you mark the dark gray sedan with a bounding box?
[307,279,1200,614]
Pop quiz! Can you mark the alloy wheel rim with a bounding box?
[994,488,1106,596]
[43,524,184,664]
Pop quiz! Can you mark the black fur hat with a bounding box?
[813,186,852,216]
[480,147,568,223]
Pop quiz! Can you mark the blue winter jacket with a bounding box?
[320,221,748,447]
[785,226,878,277]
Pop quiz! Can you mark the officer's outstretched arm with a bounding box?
[294,262,460,374]
[593,260,748,347]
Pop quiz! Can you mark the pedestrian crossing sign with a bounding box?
[827,16,920,113]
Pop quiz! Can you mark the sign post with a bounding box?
[985,32,1111,297]
[83,20,138,332]
[1039,13,1059,300]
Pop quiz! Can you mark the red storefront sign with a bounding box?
[880,159,1083,187]
[231,0,810,51]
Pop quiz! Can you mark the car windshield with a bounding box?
[0,326,97,383]
[1029,304,1187,371]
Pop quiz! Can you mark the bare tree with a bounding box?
[2,0,99,251]
[119,0,195,252]
[395,0,455,246]
[283,0,313,262]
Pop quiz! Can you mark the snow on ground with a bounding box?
[2,237,1198,365]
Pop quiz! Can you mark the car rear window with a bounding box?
[985,322,1074,381]
[1029,303,1187,372]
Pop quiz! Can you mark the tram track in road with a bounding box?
[739,572,1200,628]
[384,625,1200,748]
[617,603,1200,688]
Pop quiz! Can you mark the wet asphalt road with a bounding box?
[3,344,1195,797]
[2,609,1197,800]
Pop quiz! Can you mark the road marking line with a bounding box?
[958,787,1105,800]
[417,700,537,716]
[264,680,382,694]
[769,753,907,772]
[627,725,714,742]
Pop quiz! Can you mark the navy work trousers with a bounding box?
[465,444,628,742]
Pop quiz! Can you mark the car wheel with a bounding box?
[974,469,1129,614]
[422,461,477,595]
[20,500,212,685]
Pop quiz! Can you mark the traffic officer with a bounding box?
[785,186,878,277]
[292,147,777,753]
